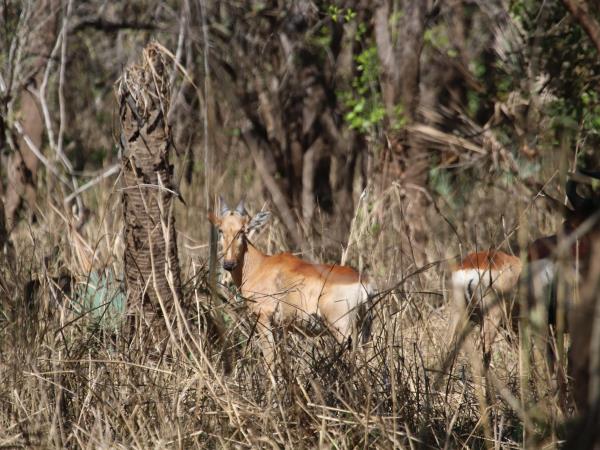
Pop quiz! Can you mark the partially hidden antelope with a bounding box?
[450,171,600,361]
[209,199,375,367]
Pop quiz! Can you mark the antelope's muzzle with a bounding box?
[223,260,237,271]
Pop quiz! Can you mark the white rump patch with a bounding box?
[452,269,494,291]
[332,282,372,310]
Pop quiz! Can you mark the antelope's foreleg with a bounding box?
[256,315,276,370]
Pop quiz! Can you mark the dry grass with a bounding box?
[0,168,573,449]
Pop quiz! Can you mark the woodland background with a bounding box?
[1,0,600,448]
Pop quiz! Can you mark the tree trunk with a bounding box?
[569,238,600,410]
[5,0,60,229]
[567,238,600,448]
[375,0,429,265]
[0,198,14,263]
[117,43,183,309]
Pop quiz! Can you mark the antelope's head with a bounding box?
[208,198,271,271]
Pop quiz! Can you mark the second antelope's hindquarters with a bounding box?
[451,251,523,300]
[449,251,523,349]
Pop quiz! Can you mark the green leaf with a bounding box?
[73,269,127,329]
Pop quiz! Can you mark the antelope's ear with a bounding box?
[208,212,222,227]
[246,211,271,233]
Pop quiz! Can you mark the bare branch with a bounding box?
[14,121,71,188]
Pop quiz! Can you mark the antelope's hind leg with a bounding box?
[481,291,504,367]
[327,313,353,346]
[448,275,474,351]
[316,295,351,344]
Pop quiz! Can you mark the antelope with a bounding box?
[450,171,600,361]
[209,199,375,367]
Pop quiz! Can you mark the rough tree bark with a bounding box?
[117,43,183,309]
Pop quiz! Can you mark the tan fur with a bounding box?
[210,211,373,367]
[456,251,522,277]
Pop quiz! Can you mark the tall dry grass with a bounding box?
[0,161,576,449]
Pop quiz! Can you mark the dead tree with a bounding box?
[116,43,183,310]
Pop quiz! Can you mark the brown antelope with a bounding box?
[209,199,375,367]
[450,171,600,360]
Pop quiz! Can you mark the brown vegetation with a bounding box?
[1,1,600,448]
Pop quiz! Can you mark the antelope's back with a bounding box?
[452,251,523,295]
[260,253,373,305]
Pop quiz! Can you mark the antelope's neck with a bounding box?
[231,241,266,290]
